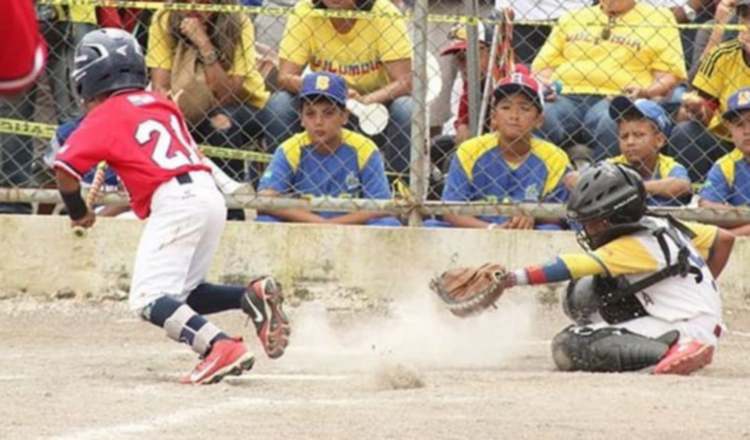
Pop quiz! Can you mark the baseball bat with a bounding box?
[346,99,389,136]
[478,8,514,136]
[426,50,443,105]
[73,161,107,238]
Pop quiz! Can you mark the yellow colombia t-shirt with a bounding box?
[146,12,270,109]
[693,41,750,139]
[532,3,686,96]
[279,0,413,94]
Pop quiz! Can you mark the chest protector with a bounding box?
[596,216,704,324]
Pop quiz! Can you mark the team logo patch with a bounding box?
[525,184,539,201]
[345,172,361,192]
[315,76,331,92]
[737,90,750,107]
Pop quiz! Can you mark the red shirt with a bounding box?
[55,91,210,219]
[0,0,47,95]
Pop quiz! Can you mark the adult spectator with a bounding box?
[669,0,749,181]
[532,0,686,160]
[689,0,738,77]
[147,0,270,160]
[266,0,413,176]
[258,73,400,226]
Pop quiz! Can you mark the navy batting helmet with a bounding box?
[71,28,147,102]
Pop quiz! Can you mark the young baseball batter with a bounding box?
[501,162,735,374]
[54,28,290,385]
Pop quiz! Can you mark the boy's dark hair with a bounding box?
[312,0,375,11]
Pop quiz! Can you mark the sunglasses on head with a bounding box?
[601,16,617,40]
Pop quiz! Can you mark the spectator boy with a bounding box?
[435,73,570,230]
[608,96,692,206]
[257,72,400,226]
[699,87,750,235]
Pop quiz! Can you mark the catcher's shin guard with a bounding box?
[551,325,678,372]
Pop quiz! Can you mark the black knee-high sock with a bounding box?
[186,283,245,315]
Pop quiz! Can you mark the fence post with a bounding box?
[408,0,430,227]
[465,0,481,137]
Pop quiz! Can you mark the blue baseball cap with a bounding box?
[609,96,672,136]
[299,72,347,107]
[722,87,750,121]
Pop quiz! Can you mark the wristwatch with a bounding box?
[682,3,697,22]
[200,49,219,65]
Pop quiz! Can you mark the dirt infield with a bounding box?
[1,292,749,440]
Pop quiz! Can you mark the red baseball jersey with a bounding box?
[0,0,47,95]
[54,91,210,219]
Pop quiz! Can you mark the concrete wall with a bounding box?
[1,215,748,308]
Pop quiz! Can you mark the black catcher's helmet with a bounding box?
[71,28,147,102]
[567,162,647,248]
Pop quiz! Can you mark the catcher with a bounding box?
[432,162,735,375]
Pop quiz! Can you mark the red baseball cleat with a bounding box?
[241,276,291,359]
[653,339,714,375]
[181,338,255,385]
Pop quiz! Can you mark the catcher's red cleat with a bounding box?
[653,339,714,375]
[241,276,291,359]
[181,337,255,385]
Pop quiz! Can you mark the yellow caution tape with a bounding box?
[35,0,748,30]
[0,118,271,163]
[0,117,406,177]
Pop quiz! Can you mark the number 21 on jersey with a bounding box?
[134,115,201,171]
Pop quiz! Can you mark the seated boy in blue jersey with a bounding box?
[257,72,400,226]
[607,96,692,206]
[430,72,570,230]
[699,87,750,236]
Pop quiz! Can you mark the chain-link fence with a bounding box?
[2,0,750,229]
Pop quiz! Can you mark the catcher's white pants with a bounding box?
[589,313,722,346]
[129,171,227,313]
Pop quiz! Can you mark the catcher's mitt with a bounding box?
[430,263,508,317]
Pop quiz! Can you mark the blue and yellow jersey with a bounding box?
[608,154,690,206]
[699,149,750,206]
[442,134,570,223]
[258,129,390,211]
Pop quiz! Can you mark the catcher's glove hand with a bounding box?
[430,263,508,317]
